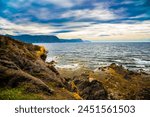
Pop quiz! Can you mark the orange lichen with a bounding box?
[70,81,83,100]
[36,46,46,57]
[70,81,77,91]
[73,93,82,100]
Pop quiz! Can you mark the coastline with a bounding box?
[37,42,150,74]
[55,63,150,100]
[0,35,150,100]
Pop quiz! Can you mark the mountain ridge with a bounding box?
[7,35,84,43]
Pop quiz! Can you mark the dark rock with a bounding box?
[0,60,19,70]
[47,64,60,75]
[74,79,108,100]
[124,74,132,80]
[136,88,150,100]
[109,63,127,75]
[0,64,54,94]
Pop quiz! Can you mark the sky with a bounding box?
[0,0,150,41]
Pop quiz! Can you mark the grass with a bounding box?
[0,87,44,100]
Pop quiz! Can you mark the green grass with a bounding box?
[0,87,44,100]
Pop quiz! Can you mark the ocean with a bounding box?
[35,42,150,73]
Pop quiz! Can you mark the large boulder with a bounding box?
[70,74,108,100]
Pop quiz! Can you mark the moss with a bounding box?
[0,87,44,100]
[45,88,76,100]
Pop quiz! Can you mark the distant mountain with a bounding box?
[8,35,84,43]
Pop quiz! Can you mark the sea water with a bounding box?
[35,42,150,73]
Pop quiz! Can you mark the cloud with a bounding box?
[129,13,150,19]
[99,34,110,37]
[27,8,52,20]
[61,8,119,21]
[39,0,75,8]
[53,30,74,34]
[0,0,150,41]
[1,16,150,41]
[57,20,150,41]
[6,0,80,8]
[120,1,135,5]
[7,0,33,9]
[0,17,57,35]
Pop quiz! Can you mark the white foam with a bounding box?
[46,56,59,62]
[114,60,122,63]
[134,58,150,65]
[56,63,80,70]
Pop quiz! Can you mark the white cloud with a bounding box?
[0,17,150,41]
[120,1,135,5]
[27,8,52,20]
[129,14,149,19]
[57,20,150,41]
[7,0,77,8]
[7,0,33,9]
[6,0,122,22]
[40,0,74,8]
[40,0,86,8]
[0,17,57,35]
[61,9,118,21]
[60,2,120,21]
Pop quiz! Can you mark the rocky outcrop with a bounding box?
[73,79,108,100]
[68,72,108,100]
[0,35,69,99]
[94,63,150,100]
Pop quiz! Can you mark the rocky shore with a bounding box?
[0,35,150,100]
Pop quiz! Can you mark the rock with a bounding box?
[47,64,60,75]
[0,35,63,85]
[0,60,19,70]
[0,62,54,95]
[109,63,127,75]
[0,35,66,98]
[73,79,108,100]
[136,88,150,100]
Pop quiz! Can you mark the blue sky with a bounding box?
[0,0,150,41]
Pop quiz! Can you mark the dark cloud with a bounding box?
[99,34,110,37]
[53,30,74,33]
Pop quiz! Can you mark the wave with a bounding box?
[55,63,80,70]
[46,56,59,62]
[133,58,150,65]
